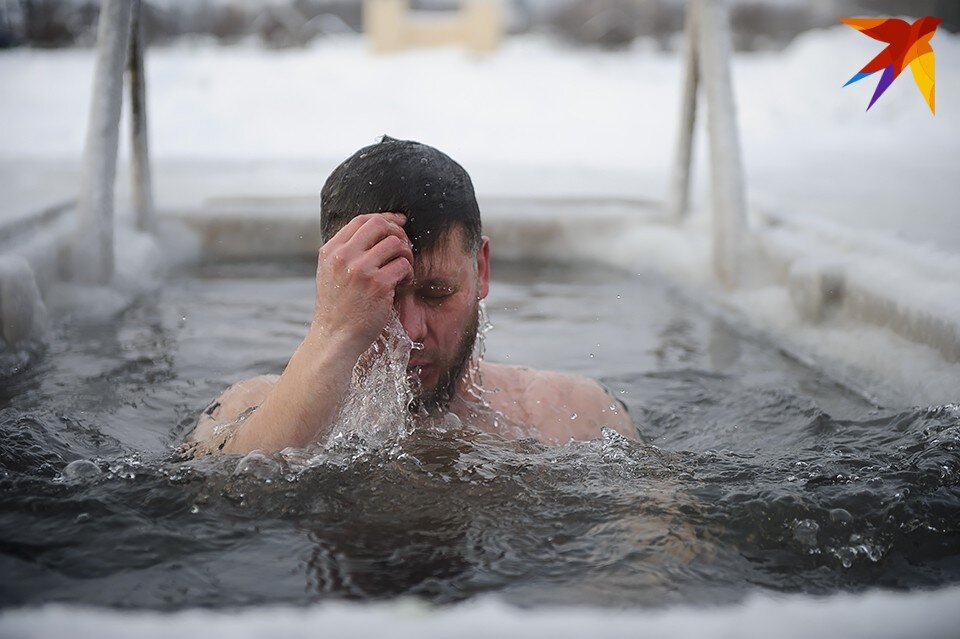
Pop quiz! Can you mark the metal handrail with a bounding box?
[667,0,747,290]
[69,0,155,285]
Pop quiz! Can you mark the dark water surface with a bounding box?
[1,260,958,609]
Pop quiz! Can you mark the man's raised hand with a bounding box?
[311,212,414,358]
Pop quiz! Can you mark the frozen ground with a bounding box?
[2,586,960,639]
[0,27,957,249]
[0,28,958,405]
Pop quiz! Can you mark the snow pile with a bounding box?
[2,586,960,639]
[1,26,956,247]
[0,26,957,402]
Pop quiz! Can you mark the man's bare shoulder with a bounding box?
[186,374,280,446]
[480,362,636,442]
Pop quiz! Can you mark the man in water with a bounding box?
[186,137,634,455]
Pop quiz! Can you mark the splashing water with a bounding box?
[320,301,530,449]
[462,300,492,404]
[325,312,416,445]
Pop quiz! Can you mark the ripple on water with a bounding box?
[1,269,959,609]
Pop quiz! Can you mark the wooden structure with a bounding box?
[364,0,502,54]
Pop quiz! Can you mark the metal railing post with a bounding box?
[69,0,134,284]
[128,0,155,236]
[666,0,746,290]
[667,0,699,223]
[698,0,746,289]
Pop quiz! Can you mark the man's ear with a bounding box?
[477,236,491,300]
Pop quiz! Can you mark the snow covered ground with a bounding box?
[1,27,958,405]
[1,27,957,248]
[2,585,960,639]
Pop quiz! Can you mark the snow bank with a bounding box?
[1,26,957,247]
[1,27,957,402]
[2,586,960,639]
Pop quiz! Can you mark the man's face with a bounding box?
[393,228,491,411]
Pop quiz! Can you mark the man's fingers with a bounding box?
[350,214,409,251]
[379,255,414,288]
[329,212,406,247]
[319,213,408,268]
[381,212,407,226]
[362,233,414,270]
[328,214,369,244]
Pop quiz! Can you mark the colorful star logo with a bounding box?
[841,16,941,114]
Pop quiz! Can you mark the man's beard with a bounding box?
[408,299,480,415]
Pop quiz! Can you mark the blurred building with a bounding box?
[364,0,502,53]
[1,0,957,50]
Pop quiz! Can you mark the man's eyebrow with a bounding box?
[414,276,457,288]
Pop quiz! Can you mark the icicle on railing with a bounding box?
[69,0,155,285]
[666,0,746,290]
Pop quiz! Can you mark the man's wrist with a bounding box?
[300,324,365,372]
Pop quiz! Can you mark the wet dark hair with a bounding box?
[320,136,482,255]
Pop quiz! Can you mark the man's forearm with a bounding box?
[222,330,358,455]
[216,211,411,455]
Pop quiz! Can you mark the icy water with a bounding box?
[1,260,958,610]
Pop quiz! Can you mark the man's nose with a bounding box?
[395,293,427,343]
